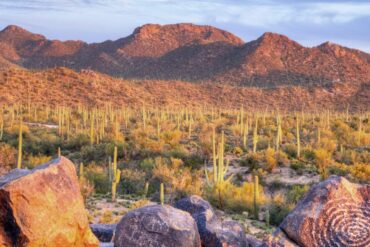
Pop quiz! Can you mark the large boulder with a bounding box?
[90,224,116,242]
[278,176,369,247]
[175,195,247,247]
[0,157,98,247]
[114,204,201,247]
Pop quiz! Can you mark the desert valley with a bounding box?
[0,16,369,247]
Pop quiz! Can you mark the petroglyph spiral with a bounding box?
[308,199,370,247]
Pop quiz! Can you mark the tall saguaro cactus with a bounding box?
[253,175,259,219]
[17,117,23,169]
[205,129,233,209]
[79,162,84,183]
[111,146,121,202]
[160,183,164,205]
[296,115,301,158]
[253,117,258,153]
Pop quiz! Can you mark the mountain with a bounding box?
[0,23,369,88]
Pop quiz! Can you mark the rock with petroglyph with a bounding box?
[277,176,369,247]
[114,204,201,247]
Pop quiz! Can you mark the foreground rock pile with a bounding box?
[0,157,368,247]
[175,195,248,246]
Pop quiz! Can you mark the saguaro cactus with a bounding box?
[17,118,23,169]
[160,183,164,205]
[253,175,259,219]
[144,182,149,198]
[253,117,258,153]
[111,146,121,202]
[205,130,233,209]
[296,115,301,158]
[79,162,84,183]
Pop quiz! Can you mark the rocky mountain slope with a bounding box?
[1,67,368,110]
[0,24,369,88]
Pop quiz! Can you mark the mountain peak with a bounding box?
[257,32,296,45]
[119,23,244,57]
[0,25,45,43]
[131,23,244,45]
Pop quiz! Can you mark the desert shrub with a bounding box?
[318,137,337,153]
[264,148,277,172]
[275,151,290,166]
[349,163,370,183]
[79,178,95,200]
[232,146,244,156]
[80,143,115,163]
[160,130,182,147]
[302,148,315,161]
[328,164,348,176]
[257,137,270,150]
[283,144,297,158]
[130,199,151,210]
[205,180,266,214]
[268,193,294,226]
[120,168,146,195]
[139,158,155,172]
[314,149,332,179]
[64,133,90,151]
[290,161,306,175]
[287,185,309,204]
[84,163,110,194]
[25,154,51,168]
[152,157,203,200]
[0,143,16,175]
[240,153,261,171]
[183,153,205,170]
[100,211,114,224]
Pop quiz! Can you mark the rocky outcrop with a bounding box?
[266,176,369,247]
[175,195,247,247]
[90,224,116,242]
[114,204,201,247]
[0,157,98,247]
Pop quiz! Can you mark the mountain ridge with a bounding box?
[0,23,369,88]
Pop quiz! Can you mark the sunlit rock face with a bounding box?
[114,204,201,247]
[0,157,98,247]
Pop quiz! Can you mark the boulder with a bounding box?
[90,224,116,242]
[279,176,369,247]
[114,204,201,247]
[175,195,247,247]
[0,157,98,247]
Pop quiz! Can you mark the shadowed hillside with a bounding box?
[0,67,369,111]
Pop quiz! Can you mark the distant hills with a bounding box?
[0,23,369,88]
[0,23,369,110]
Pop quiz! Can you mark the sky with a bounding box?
[0,0,369,52]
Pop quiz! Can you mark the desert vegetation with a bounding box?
[0,103,369,237]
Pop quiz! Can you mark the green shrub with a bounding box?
[287,185,309,204]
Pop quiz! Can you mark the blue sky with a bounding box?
[0,0,369,52]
